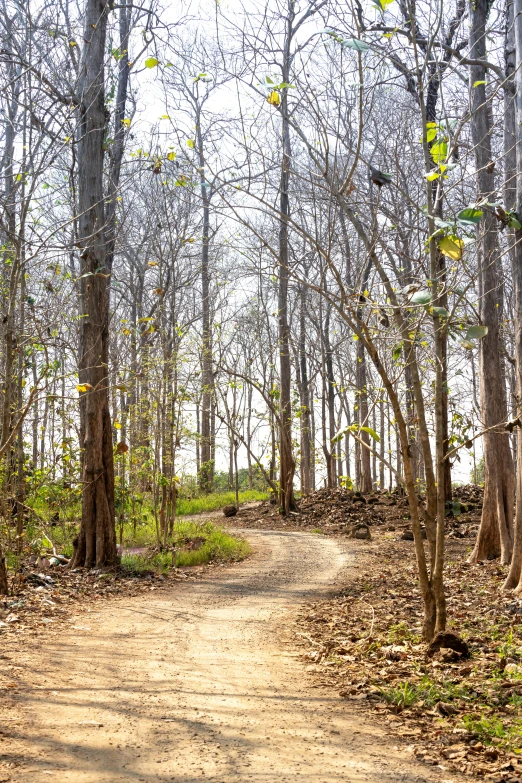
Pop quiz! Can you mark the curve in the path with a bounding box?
[7,530,448,783]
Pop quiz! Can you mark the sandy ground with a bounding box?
[1,529,458,783]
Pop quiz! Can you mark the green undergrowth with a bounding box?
[176,490,267,516]
[120,520,251,574]
[10,490,266,561]
[379,675,472,709]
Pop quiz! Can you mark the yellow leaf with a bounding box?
[76,383,92,393]
[122,328,132,335]
[430,140,447,164]
[425,170,440,181]
[138,317,154,323]
[439,235,464,260]
[148,261,158,267]
[122,118,131,127]
[160,114,170,120]
[114,421,122,430]
[167,152,176,161]
[267,91,280,107]
[186,139,195,148]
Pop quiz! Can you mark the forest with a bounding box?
[2,0,522,778]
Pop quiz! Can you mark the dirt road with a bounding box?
[3,530,453,783]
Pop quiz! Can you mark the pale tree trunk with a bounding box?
[504,0,522,589]
[356,339,372,493]
[71,0,117,568]
[198,135,213,493]
[299,285,311,494]
[468,0,515,565]
[277,9,296,513]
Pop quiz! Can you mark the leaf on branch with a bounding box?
[431,306,450,318]
[460,339,474,350]
[430,140,448,164]
[342,38,370,52]
[267,91,281,107]
[76,384,92,393]
[145,57,159,68]
[465,325,488,340]
[438,235,464,260]
[410,290,431,305]
[360,425,380,442]
[457,207,484,226]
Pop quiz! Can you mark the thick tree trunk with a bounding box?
[468,0,515,565]
[71,0,117,569]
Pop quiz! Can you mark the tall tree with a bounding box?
[71,0,117,568]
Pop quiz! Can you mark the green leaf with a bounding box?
[431,306,450,318]
[508,212,522,230]
[439,235,464,260]
[465,325,488,340]
[360,426,380,442]
[342,38,370,52]
[457,207,484,226]
[460,339,474,350]
[410,290,431,305]
[145,56,159,68]
[392,342,403,361]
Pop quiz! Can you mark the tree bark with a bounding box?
[503,0,522,588]
[468,0,515,565]
[71,0,117,568]
[277,4,296,513]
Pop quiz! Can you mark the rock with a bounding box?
[400,528,426,541]
[354,525,371,540]
[427,631,470,659]
[223,505,238,517]
[435,701,460,716]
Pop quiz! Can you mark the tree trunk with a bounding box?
[277,11,296,513]
[0,541,7,595]
[71,0,117,569]
[299,285,311,495]
[356,339,372,493]
[468,0,515,564]
[504,0,522,589]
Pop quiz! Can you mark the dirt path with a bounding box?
[3,530,454,783]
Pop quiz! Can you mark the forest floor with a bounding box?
[0,524,457,783]
[232,487,522,782]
